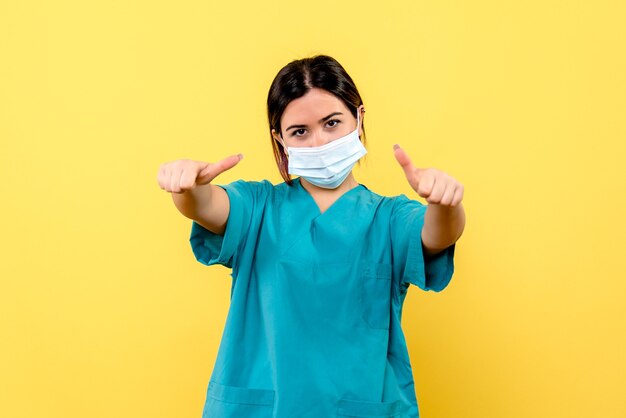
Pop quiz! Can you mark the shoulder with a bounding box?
[358,184,426,212]
[219,179,291,205]
[220,178,277,194]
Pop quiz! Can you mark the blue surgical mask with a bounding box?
[282,111,366,189]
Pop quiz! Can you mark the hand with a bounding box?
[157,154,243,194]
[393,144,463,207]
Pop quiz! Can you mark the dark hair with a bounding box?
[267,55,366,185]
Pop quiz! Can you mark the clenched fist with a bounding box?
[157,154,243,194]
[393,145,464,207]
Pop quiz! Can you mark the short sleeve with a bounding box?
[390,195,456,292]
[189,180,267,270]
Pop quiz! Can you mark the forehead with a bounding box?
[281,88,349,124]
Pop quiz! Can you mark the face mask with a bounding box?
[282,110,367,189]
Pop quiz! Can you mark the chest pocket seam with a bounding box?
[360,262,393,330]
[207,381,275,405]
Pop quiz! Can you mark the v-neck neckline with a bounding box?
[294,177,365,216]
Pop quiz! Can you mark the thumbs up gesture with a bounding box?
[393,145,464,207]
[157,154,243,194]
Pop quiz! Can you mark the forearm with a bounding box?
[171,183,214,219]
[421,203,466,255]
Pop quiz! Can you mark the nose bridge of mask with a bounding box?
[287,134,365,169]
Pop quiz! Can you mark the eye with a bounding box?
[292,128,307,137]
[326,119,341,128]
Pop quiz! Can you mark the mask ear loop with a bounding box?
[276,131,288,157]
[356,107,366,168]
[356,106,365,140]
[273,130,290,179]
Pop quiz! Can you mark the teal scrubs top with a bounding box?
[189,177,456,418]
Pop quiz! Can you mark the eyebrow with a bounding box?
[285,112,344,132]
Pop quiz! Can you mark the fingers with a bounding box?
[439,180,456,206]
[196,154,243,185]
[422,172,464,206]
[416,169,435,199]
[157,161,178,193]
[157,159,198,194]
[391,145,464,206]
[157,154,243,194]
[451,184,464,207]
[178,165,199,191]
[393,144,416,179]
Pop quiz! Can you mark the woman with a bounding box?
[157,55,465,418]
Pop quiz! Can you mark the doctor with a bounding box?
[158,54,465,418]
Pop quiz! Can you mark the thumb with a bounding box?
[393,144,416,179]
[197,154,243,184]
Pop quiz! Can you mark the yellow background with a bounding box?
[1,0,625,417]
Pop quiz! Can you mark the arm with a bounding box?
[422,202,466,257]
[171,184,231,235]
[393,144,466,257]
[157,155,242,235]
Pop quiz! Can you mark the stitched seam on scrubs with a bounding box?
[189,221,220,266]
[424,242,456,292]
[404,207,427,290]
[207,396,274,406]
[208,381,275,406]
[337,398,408,416]
[218,183,246,269]
[361,271,392,330]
